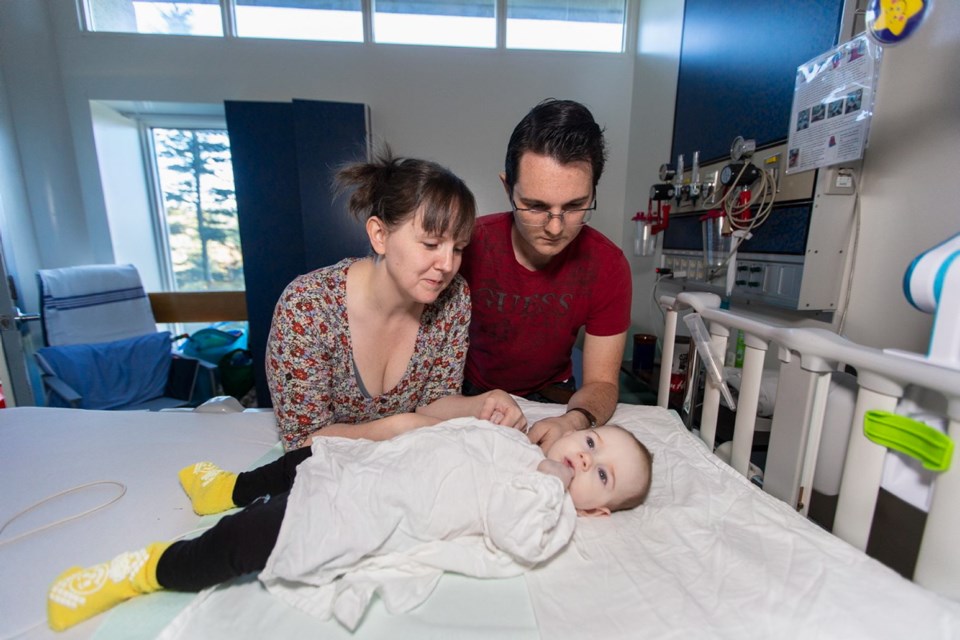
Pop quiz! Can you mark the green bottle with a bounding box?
[734,330,745,368]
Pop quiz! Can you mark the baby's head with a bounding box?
[545,424,652,517]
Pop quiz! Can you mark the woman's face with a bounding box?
[377,210,468,305]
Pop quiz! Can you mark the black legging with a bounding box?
[156,446,312,591]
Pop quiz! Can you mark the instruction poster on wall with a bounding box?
[785,34,881,175]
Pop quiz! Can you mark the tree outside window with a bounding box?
[151,128,244,291]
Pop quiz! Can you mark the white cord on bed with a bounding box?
[1,620,47,640]
[0,480,127,548]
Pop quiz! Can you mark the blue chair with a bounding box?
[34,264,205,410]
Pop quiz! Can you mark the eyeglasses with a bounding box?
[510,195,597,227]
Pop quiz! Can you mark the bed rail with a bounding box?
[657,291,960,600]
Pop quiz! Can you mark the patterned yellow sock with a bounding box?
[178,461,238,515]
[47,541,169,631]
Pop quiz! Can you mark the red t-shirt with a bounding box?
[460,212,632,396]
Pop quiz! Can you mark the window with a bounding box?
[84,0,225,36]
[80,0,626,52]
[148,128,245,291]
[235,0,363,42]
[506,0,625,52]
[374,0,495,48]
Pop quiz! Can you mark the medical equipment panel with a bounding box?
[656,140,853,311]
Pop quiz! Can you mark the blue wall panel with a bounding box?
[672,0,844,165]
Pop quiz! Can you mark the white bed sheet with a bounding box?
[0,407,540,640]
[0,407,280,640]
[6,402,960,640]
[525,402,960,639]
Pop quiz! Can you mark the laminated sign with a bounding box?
[785,34,881,175]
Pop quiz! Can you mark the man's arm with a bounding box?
[527,331,626,451]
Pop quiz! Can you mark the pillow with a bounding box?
[38,332,173,410]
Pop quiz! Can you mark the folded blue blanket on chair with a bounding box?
[37,332,172,410]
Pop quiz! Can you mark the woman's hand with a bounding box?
[417,392,527,431]
[475,390,527,432]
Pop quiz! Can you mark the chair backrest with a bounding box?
[38,264,157,346]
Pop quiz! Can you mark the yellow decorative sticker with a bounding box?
[866,0,932,45]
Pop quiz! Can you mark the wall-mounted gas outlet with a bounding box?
[824,167,856,195]
[704,171,718,194]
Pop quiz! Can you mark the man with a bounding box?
[460,99,632,451]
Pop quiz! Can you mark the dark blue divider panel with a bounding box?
[292,99,370,271]
[226,99,368,407]
[672,0,844,165]
[663,204,812,255]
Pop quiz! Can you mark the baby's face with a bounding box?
[545,425,649,516]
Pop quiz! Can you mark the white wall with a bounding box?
[623,0,683,338]
[0,0,644,316]
[1,0,957,359]
[90,102,164,292]
[840,4,960,353]
[0,61,42,313]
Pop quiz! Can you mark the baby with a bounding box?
[48,422,652,631]
[538,424,652,516]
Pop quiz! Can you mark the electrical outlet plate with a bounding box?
[763,153,781,186]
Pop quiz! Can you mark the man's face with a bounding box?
[505,152,594,269]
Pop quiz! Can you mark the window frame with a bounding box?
[76,0,630,54]
[136,113,237,293]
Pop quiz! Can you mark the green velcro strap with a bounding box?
[863,410,953,472]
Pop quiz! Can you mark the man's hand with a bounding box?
[527,411,589,452]
[476,390,527,432]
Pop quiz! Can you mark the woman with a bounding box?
[266,150,526,451]
[45,151,535,633]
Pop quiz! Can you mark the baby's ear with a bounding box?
[576,506,611,518]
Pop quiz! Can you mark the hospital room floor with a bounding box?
[809,489,927,580]
[617,368,658,405]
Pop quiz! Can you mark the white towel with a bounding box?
[259,420,576,630]
[39,263,157,346]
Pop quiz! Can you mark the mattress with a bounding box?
[4,402,960,639]
[0,407,280,640]
[524,401,960,639]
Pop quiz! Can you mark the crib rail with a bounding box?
[657,291,960,600]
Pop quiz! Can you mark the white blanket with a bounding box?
[259,420,576,629]
[38,263,157,346]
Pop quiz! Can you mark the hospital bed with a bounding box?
[3,338,960,638]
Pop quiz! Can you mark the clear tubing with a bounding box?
[683,313,737,411]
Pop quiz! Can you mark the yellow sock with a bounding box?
[47,541,169,631]
[178,461,238,515]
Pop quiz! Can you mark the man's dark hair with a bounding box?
[504,98,607,191]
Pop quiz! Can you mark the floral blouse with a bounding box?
[266,258,471,450]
